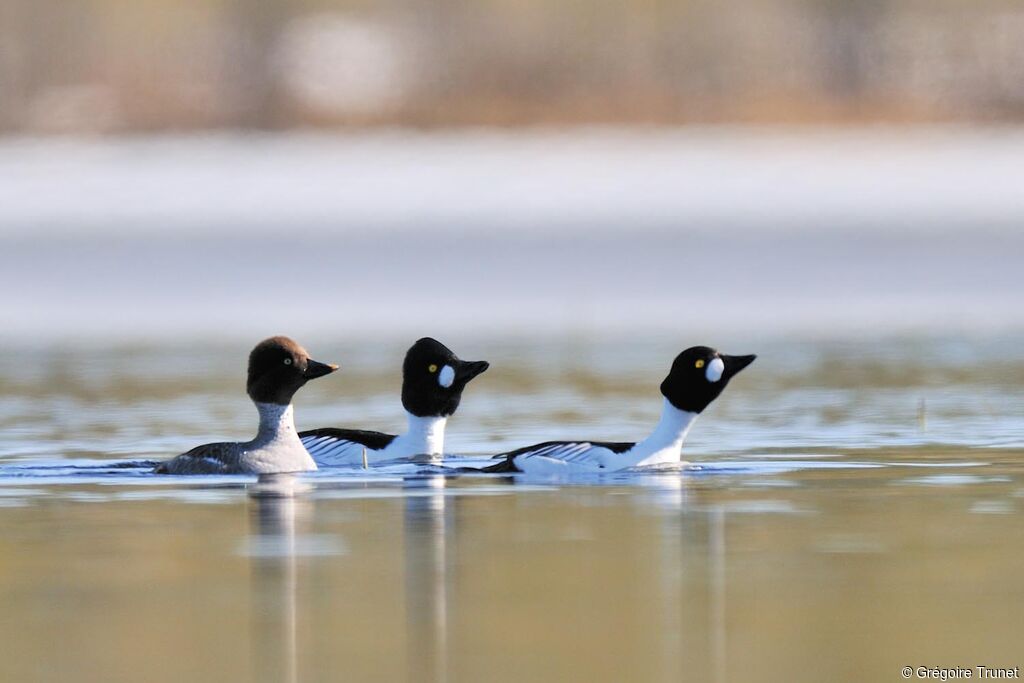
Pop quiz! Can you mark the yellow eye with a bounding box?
[695,359,705,369]
[428,364,438,373]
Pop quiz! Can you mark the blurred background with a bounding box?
[0,0,1022,343]
[4,0,1024,132]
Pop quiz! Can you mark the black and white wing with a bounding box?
[299,428,398,466]
[482,440,635,474]
[154,442,242,474]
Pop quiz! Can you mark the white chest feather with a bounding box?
[512,399,697,474]
[381,413,448,459]
[244,403,317,473]
[305,412,449,466]
[623,399,698,467]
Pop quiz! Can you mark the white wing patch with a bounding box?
[511,442,622,473]
[301,435,367,465]
[199,456,229,470]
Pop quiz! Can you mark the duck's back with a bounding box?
[154,442,244,474]
[483,440,635,473]
[300,428,398,465]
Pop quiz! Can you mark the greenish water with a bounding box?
[1,335,1023,682]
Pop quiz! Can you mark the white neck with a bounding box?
[245,403,316,473]
[627,398,698,466]
[387,411,448,457]
[254,402,300,444]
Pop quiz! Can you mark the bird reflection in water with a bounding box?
[403,474,455,683]
[247,474,310,683]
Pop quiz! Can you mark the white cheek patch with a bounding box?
[706,357,725,383]
[438,364,455,388]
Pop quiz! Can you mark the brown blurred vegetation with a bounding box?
[1,0,1023,133]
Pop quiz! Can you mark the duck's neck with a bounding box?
[245,402,316,473]
[630,398,699,464]
[253,402,303,449]
[392,411,448,456]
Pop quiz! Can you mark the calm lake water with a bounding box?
[1,334,1023,682]
[1,130,1024,682]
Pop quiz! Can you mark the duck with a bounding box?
[155,336,338,474]
[300,337,488,465]
[482,346,754,474]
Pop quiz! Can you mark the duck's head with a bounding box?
[401,337,490,418]
[246,336,339,405]
[660,346,756,413]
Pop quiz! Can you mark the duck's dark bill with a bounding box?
[457,360,490,383]
[304,359,339,379]
[723,354,756,378]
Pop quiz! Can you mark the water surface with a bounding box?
[1,335,1023,682]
